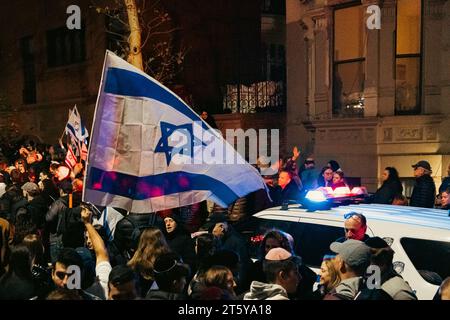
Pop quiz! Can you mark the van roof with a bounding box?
[254,203,450,231]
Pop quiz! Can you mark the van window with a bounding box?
[289,222,344,268]
[400,237,450,284]
[236,217,343,267]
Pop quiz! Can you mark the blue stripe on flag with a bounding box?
[86,167,239,205]
[104,68,209,130]
[66,123,77,138]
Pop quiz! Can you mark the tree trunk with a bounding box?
[124,0,144,70]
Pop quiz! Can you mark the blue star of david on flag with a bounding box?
[155,121,206,165]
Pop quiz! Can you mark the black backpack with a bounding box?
[57,205,85,248]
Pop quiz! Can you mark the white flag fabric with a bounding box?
[83,51,267,213]
[66,105,89,142]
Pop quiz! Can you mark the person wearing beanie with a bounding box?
[163,211,196,272]
[357,237,417,300]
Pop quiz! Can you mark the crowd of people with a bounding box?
[0,137,449,300]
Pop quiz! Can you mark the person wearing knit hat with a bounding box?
[163,211,196,271]
[244,247,301,300]
[360,237,417,300]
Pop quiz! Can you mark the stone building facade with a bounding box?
[286,0,450,192]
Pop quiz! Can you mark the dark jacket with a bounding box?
[219,227,251,294]
[439,177,450,194]
[145,289,186,300]
[410,175,436,208]
[372,180,403,204]
[46,192,84,248]
[28,195,50,229]
[0,273,36,300]
[165,228,196,271]
[271,180,302,206]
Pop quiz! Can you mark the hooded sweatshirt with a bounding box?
[243,281,289,300]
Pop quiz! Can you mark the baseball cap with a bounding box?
[412,160,431,171]
[365,236,389,249]
[330,239,371,268]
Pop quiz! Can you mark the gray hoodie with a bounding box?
[243,281,289,300]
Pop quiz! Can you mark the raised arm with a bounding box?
[81,207,109,264]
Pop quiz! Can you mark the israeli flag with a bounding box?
[83,51,267,213]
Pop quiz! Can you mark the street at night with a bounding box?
[0,0,449,308]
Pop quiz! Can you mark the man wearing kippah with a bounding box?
[244,248,301,300]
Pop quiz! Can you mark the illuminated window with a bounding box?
[333,4,366,117]
[395,0,422,114]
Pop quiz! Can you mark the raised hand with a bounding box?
[292,146,300,160]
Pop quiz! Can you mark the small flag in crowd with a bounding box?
[65,145,77,169]
[83,50,266,213]
[81,142,88,161]
[66,105,89,142]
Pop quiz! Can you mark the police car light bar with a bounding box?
[305,190,328,202]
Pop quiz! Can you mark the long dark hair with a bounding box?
[384,167,403,190]
[4,245,33,280]
[259,229,293,260]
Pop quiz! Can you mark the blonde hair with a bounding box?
[127,227,171,279]
[322,259,341,292]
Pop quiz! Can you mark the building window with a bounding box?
[261,0,286,15]
[333,3,366,117]
[395,0,422,115]
[21,36,36,104]
[47,27,85,67]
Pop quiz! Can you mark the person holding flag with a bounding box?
[83,50,269,214]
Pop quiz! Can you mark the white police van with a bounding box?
[242,200,450,300]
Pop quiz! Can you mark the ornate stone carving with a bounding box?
[395,127,423,141]
[383,128,393,142]
[425,127,438,140]
[328,129,363,142]
[313,15,328,31]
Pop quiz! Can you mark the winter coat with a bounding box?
[165,228,196,271]
[145,289,187,300]
[271,180,302,206]
[438,177,450,194]
[410,175,436,208]
[243,281,289,300]
[373,180,403,204]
